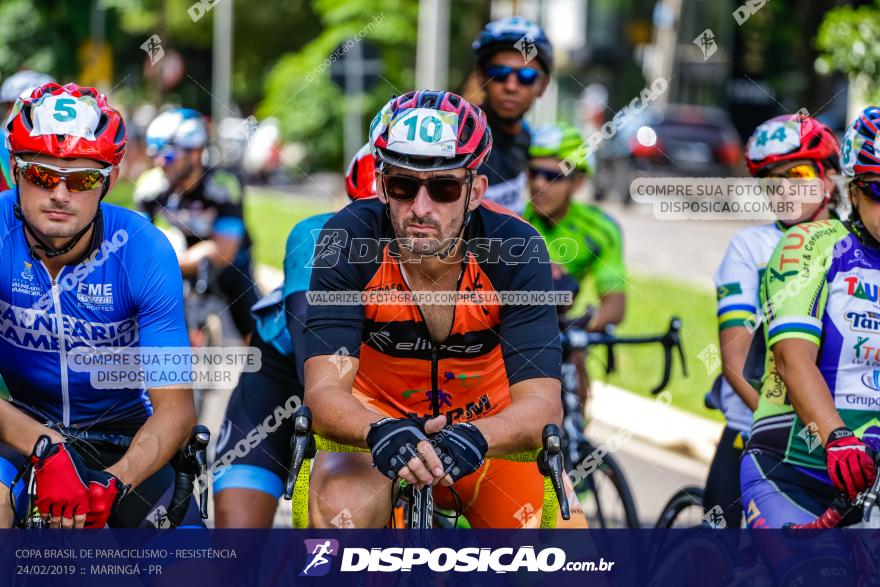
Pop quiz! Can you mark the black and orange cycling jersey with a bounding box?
[304,197,561,423]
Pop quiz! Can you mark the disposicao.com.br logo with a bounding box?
[340,546,565,573]
[300,540,614,575]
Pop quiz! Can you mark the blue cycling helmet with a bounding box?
[841,106,880,178]
[472,16,553,73]
[145,107,208,156]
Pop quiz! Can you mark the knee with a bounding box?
[308,459,390,528]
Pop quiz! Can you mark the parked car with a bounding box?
[594,104,745,204]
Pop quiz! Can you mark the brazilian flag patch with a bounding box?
[717,282,743,300]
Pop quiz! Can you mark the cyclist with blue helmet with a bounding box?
[740,106,880,536]
[134,108,258,340]
[472,16,552,214]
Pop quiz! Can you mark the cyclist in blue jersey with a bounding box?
[0,83,199,529]
[213,145,376,527]
[134,107,258,340]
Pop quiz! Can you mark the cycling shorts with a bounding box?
[741,450,857,585]
[354,393,586,529]
[213,332,303,498]
[0,440,203,528]
[740,450,860,529]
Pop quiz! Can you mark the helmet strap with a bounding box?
[14,190,103,261]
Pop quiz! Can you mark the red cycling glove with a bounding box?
[825,427,877,500]
[30,437,90,522]
[84,469,128,528]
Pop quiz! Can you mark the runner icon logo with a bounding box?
[301,539,340,577]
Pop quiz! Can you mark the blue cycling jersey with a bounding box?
[0,189,190,429]
[252,212,333,356]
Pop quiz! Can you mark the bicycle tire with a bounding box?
[576,447,640,528]
[655,486,705,528]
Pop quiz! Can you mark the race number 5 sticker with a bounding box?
[29,94,101,140]
[387,108,459,157]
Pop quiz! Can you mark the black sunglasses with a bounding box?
[484,65,542,86]
[528,167,568,183]
[382,173,473,203]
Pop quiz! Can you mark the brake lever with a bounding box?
[283,406,316,500]
[862,452,880,523]
[188,426,210,519]
[538,424,570,520]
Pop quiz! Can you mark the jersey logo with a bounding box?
[76,282,114,308]
[845,276,880,303]
[20,261,34,282]
[846,311,880,333]
[768,268,798,282]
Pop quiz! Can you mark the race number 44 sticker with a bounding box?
[746,118,801,161]
[387,108,459,157]
[29,93,102,140]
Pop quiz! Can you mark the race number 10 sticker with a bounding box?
[387,108,459,157]
[29,94,102,140]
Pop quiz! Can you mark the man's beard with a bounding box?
[394,213,463,257]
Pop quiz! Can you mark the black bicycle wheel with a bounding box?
[576,449,640,528]
[655,486,705,528]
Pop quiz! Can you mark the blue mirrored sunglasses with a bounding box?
[853,180,880,202]
[484,65,541,86]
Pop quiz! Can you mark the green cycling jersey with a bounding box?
[523,200,626,296]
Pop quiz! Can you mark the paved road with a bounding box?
[588,420,708,527]
[599,200,761,288]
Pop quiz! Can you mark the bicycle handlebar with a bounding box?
[283,407,570,524]
[785,452,880,530]
[559,316,687,394]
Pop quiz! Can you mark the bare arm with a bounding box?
[105,387,196,489]
[304,355,379,447]
[589,291,626,332]
[774,339,844,444]
[178,235,241,277]
[471,377,562,457]
[719,326,761,411]
[0,400,63,453]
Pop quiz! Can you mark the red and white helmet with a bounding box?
[344,143,377,200]
[369,90,492,172]
[6,82,127,166]
[745,113,839,176]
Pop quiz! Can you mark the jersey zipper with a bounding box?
[40,262,70,427]
[396,254,469,420]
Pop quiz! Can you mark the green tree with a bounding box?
[259,0,418,172]
[816,1,880,102]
